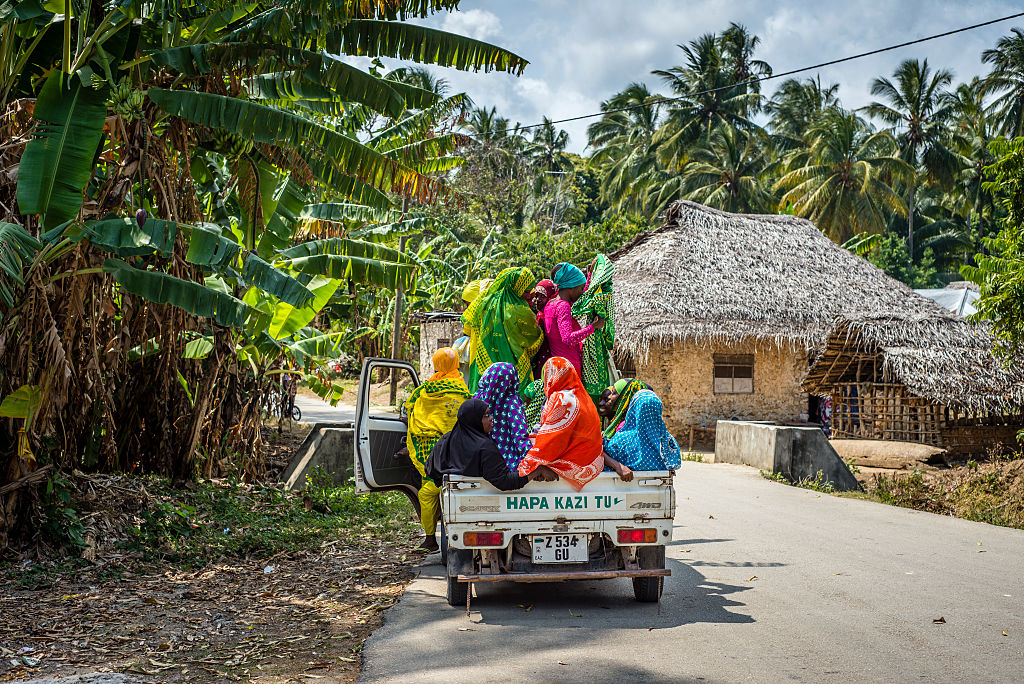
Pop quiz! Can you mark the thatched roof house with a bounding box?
[610,201,995,445]
[802,313,1024,454]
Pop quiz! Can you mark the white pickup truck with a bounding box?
[354,358,674,609]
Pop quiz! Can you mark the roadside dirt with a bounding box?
[1,536,415,683]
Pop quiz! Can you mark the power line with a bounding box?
[464,11,1024,138]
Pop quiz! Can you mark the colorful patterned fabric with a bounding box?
[521,379,545,432]
[517,357,604,491]
[404,378,471,479]
[462,267,543,393]
[572,254,615,398]
[429,347,461,382]
[474,362,532,470]
[603,378,649,438]
[603,390,681,471]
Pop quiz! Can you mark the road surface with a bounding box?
[293,393,355,424]
[360,462,1024,683]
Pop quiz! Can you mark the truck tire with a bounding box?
[632,545,666,603]
[446,548,472,607]
[439,519,448,566]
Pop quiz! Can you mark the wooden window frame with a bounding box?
[713,353,754,394]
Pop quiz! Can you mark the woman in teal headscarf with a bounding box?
[572,254,615,402]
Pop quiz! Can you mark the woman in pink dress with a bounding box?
[540,263,606,376]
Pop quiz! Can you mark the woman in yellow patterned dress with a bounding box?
[403,348,470,552]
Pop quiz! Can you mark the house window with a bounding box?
[714,354,754,394]
[436,338,450,350]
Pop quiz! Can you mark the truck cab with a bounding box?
[354,358,673,608]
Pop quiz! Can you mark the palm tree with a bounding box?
[864,58,960,256]
[529,117,571,172]
[679,126,775,213]
[767,76,841,141]
[982,28,1024,137]
[774,110,912,241]
[720,23,773,115]
[586,83,662,213]
[652,33,761,167]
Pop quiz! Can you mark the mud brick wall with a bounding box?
[418,319,464,376]
[634,339,809,438]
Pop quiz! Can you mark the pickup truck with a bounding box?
[353,358,674,609]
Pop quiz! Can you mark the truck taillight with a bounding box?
[463,532,504,547]
[617,528,657,544]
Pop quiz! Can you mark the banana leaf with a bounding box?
[16,71,107,228]
[240,253,313,308]
[148,88,444,202]
[287,253,417,290]
[0,222,42,307]
[301,156,396,209]
[81,217,178,257]
[279,237,413,264]
[186,223,243,267]
[333,20,528,74]
[267,275,340,339]
[299,202,402,225]
[103,258,260,328]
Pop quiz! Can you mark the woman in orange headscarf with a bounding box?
[403,347,470,551]
[517,356,604,491]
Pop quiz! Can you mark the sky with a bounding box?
[375,0,1023,153]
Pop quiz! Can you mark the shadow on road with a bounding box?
[668,538,734,546]
[462,554,756,628]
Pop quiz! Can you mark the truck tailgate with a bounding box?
[443,472,674,524]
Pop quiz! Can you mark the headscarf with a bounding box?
[521,379,545,432]
[613,378,629,394]
[474,362,531,470]
[403,372,471,479]
[427,399,500,485]
[429,347,461,382]
[517,357,604,491]
[603,378,650,438]
[552,262,586,290]
[461,279,493,304]
[462,267,543,393]
[603,390,681,471]
[571,254,615,398]
[536,279,558,300]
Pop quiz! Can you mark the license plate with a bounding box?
[533,534,587,563]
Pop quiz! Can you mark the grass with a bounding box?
[760,469,836,494]
[5,468,417,588]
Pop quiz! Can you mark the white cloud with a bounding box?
[441,9,502,41]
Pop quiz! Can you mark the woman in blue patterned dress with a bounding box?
[602,390,681,481]
[473,362,532,470]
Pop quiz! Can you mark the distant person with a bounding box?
[598,378,652,437]
[541,263,605,377]
[474,362,532,470]
[602,390,681,482]
[427,399,556,490]
[402,348,470,552]
[517,357,604,491]
[529,279,558,379]
[462,267,543,393]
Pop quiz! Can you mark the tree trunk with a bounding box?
[907,184,916,263]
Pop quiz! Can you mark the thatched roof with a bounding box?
[611,201,943,355]
[802,314,1024,413]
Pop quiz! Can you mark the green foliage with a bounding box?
[40,473,86,552]
[964,136,1024,354]
[865,234,941,288]
[501,215,651,278]
[760,468,836,494]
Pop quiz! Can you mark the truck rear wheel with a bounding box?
[446,548,472,607]
[632,545,666,603]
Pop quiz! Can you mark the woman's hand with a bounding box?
[592,317,606,331]
[617,464,634,482]
[528,465,558,482]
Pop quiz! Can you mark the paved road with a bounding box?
[360,462,1024,683]
[293,394,355,424]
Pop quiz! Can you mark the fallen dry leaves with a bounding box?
[1,538,416,683]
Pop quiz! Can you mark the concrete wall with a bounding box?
[635,339,809,436]
[419,319,463,376]
[715,420,860,491]
[280,424,354,490]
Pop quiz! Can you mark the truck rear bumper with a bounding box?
[458,568,670,583]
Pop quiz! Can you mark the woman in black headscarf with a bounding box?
[428,399,556,490]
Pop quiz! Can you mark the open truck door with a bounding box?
[353,358,421,508]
